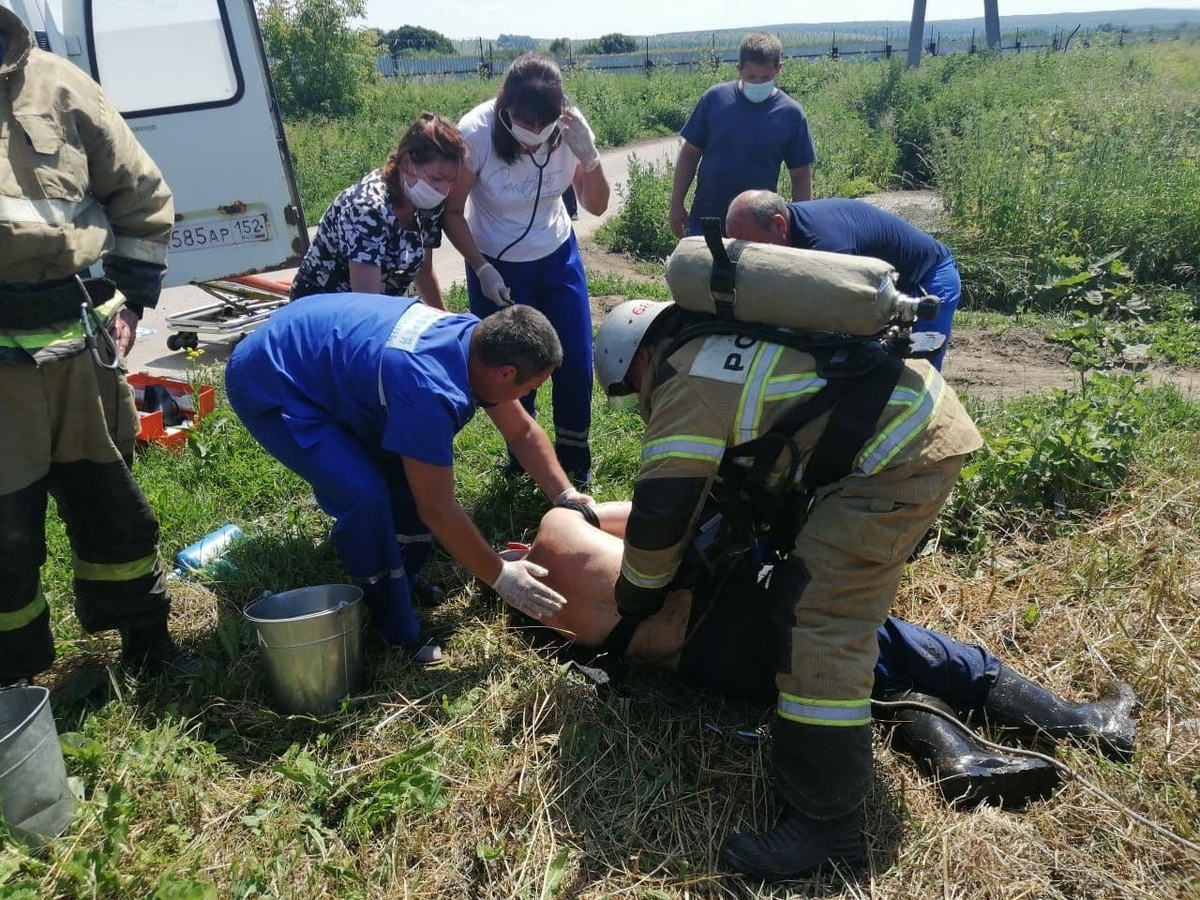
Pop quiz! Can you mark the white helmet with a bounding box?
[594,300,672,395]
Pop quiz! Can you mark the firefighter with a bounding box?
[592,299,984,880]
[0,7,199,681]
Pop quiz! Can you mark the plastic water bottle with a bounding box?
[173,524,244,576]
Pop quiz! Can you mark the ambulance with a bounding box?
[3,0,309,289]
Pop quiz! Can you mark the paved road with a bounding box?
[127,135,682,376]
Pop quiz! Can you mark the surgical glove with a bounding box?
[476,262,512,306]
[559,112,601,172]
[554,487,595,507]
[491,559,566,621]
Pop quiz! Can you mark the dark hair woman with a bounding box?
[442,53,611,482]
[290,112,466,308]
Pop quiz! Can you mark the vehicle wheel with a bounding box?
[166,333,184,351]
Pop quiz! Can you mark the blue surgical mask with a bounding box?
[740,80,775,103]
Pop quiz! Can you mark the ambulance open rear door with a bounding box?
[30,0,309,287]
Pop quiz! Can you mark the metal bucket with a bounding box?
[0,684,74,847]
[243,585,365,715]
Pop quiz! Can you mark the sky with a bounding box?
[363,1,1200,41]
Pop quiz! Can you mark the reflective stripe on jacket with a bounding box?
[0,7,173,289]
[616,332,982,614]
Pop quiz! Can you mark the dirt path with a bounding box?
[579,186,1200,402]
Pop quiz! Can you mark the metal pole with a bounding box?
[984,0,1001,49]
[907,0,927,67]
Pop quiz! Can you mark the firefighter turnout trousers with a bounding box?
[0,354,169,681]
[772,452,970,729]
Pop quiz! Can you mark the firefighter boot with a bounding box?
[984,665,1138,761]
[885,692,1059,808]
[720,719,870,882]
[120,619,205,678]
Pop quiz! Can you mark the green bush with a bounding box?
[594,156,676,261]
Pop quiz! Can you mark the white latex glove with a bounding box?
[559,110,601,172]
[554,487,595,506]
[491,559,566,621]
[475,262,512,306]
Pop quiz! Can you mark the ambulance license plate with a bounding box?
[170,213,270,253]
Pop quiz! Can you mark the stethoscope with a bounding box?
[494,117,557,262]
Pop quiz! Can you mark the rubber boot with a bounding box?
[884,692,1059,808]
[120,619,205,678]
[984,665,1138,761]
[720,719,870,882]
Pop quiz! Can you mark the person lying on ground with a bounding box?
[499,500,1138,816]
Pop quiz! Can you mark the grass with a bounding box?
[5,40,1200,900]
[3,363,1199,897]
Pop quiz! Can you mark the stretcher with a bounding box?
[163,272,293,351]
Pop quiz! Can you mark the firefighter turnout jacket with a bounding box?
[617,329,983,726]
[0,6,173,361]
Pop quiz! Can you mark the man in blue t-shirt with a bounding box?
[726,191,962,370]
[226,295,592,661]
[669,33,817,240]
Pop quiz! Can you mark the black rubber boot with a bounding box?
[719,719,870,882]
[883,692,1060,808]
[120,620,205,678]
[984,665,1138,761]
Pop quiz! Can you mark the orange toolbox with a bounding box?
[128,372,216,451]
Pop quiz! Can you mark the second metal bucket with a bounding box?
[0,684,75,847]
[243,585,365,715]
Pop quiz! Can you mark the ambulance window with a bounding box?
[87,0,243,116]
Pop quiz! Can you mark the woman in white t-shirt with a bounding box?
[444,53,610,483]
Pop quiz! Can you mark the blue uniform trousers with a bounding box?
[913,255,961,371]
[225,399,428,647]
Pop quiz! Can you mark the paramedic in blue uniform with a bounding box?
[726,191,961,370]
[225,295,590,662]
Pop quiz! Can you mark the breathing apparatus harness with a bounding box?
[599,218,934,662]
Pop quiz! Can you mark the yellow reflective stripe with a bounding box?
[0,321,86,352]
[735,343,779,443]
[619,559,677,590]
[0,589,48,631]
[0,295,122,352]
[72,551,158,582]
[857,368,942,474]
[641,435,725,465]
[777,692,872,727]
[764,372,825,402]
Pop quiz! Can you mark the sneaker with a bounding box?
[410,577,446,607]
[400,640,443,665]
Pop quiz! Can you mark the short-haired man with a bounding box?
[726,191,962,370]
[226,296,590,661]
[669,33,816,239]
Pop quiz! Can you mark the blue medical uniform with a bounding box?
[226,294,479,647]
[786,198,960,370]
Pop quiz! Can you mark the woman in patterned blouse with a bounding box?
[290,112,465,309]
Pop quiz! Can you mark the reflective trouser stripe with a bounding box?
[72,551,159,582]
[0,588,48,631]
[777,692,872,727]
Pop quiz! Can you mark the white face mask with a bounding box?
[404,174,447,210]
[504,112,558,148]
[740,79,775,103]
